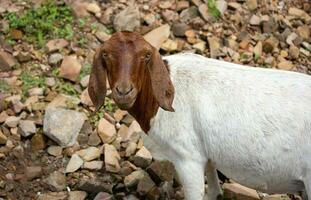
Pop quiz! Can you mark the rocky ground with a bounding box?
[0,0,310,199]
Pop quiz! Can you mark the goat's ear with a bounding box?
[88,46,107,111]
[148,49,175,112]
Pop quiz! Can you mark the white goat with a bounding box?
[88,32,311,200]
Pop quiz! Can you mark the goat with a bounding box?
[88,31,311,200]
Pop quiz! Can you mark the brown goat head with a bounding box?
[88,31,175,113]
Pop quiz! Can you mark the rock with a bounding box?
[253,41,262,57]
[161,9,178,22]
[69,0,90,18]
[113,109,127,122]
[104,144,121,173]
[286,32,298,46]
[31,133,46,151]
[88,132,101,146]
[16,51,31,62]
[37,192,68,200]
[49,53,63,65]
[289,45,300,59]
[80,75,90,88]
[124,170,146,188]
[43,107,86,147]
[68,191,87,200]
[288,7,311,23]
[193,41,206,53]
[83,161,103,170]
[0,111,9,123]
[137,174,155,195]
[46,77,56,87]
[77,147,101,161]
[97,118,116,143]
[4,116,20,128]
[0,50,18,71]
[216,0,228,15]
[208,36,221,58]
[143,13,156,25]
[25,166,42,180]
[223,183,260,200]
[28,87,44,96]
[300,47,311,57]
[77,173,115,194]
[80,89,93,107]
[198,4,210,21]
[302,42,311,51]
[47,94,80,109]
[172,23,189,37]
[147,161,175,184]
[59,55,82,82]
[86,2,101,14]
[246,0,257,10]
[93,192,113,200]
[263,37,278,54]
[228,2,242,10]
[158,1,174,9]
[161,39,178,52]
[125,142,137,157]
[277,60,294,71]
[180,6,199,23]
[47,145,63,157]
[176,1,190,11]
[297,25,310,40]
[66,154,84,173]
[262,18,277,34]
[18,120,36,137]
[10,29,23,40]
[250,15,261,25]
[95,31,111,42]
[263,194,291,200]
[134,146,152,168]
[144,24,170,50]
[45,171,67,191]
[113,6,140,32]
[46,39,69,52]
[0,130,7,145]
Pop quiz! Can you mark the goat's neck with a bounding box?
[128,76,159,133]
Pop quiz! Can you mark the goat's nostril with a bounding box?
[116,85,134,96]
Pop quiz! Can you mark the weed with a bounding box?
[208,0,221,18]
[0,80,11,93]
[20,72,46,97]
[104,98,117,113]
[55,80,78,96]
[5,1,74,47]
[79,64,91,80]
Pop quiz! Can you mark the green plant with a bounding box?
[20,72,46,97]
[104,98,117,113]
[0,80,11,92]
[55,80,78,96]
[5,1,74,47]
[208,0,221,18]
[79,64,91,80]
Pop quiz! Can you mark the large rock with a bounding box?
[113,6,140,32]
[59,55,82,82]
[144,24,170,50]
[0,50,18,71]
[223,183,260,200]
[43,107,86,147]
[104,144,121,173]
[97,118,116,143]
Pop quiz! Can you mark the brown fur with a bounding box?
[88,32,175,132]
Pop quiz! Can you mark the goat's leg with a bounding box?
[205,160,223,200]
[174,161,206,200]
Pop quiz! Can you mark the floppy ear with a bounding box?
[88,46,107,111]
[147,48,175,112]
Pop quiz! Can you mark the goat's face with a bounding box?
[88,32,175,112]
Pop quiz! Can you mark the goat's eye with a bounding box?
[102,51,108,59]
[145,52,152,61]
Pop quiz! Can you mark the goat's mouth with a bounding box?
[112,92,137,110]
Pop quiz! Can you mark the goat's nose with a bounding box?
[116,84,133,96]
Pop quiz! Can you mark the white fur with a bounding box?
[142,53,311,200]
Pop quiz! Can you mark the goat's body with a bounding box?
[144,53,311,198]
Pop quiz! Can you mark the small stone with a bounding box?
[104,144,121,173]
[68,191,87,200]
[66,154,84,173]
[228,2,242,10]
[198,4,210,21]
[286,32,298,46]
[250,15,261,25]
[95,31,111,42]
[49,53,63,65]
[93,192,113,200]
[18,120,36,137]
[263,194,291,200]
[300,47,311,57]
[125,142,137,157]
[246,0,257,10]
[46,39,69,52]
[180,6,199,23]
[288,7,311,23]
[277,60,293,71]
[161,39,178,52]
[172,23,189,37]
[158,1,173,9]
[47,145,63,157]
[59,55,82,82]
[37,192,68,200]
[88,132,101,146]
[4,116,20,128]
[193,41,206,53]
[76,147,101,161]
[124,170,146,188]
[80,89,93,107]
[0,50,18,71]
[114,109,127,122]
[176,1,190,11]
[223,183,260,200]
[137,175,155,195]
[25,166,42,180]
[302,42,311,51]
[86,2,101,14]
[43,107,86,147]
[31,133,46,151]
[263,37,278,54]
[113,6,140,32]
[97,118,116,143]
[216,0,228,15]
[144,24,170,50]
[147,161,175,184]
[16,51,31,62]
[253,41,262,57]
[0,130,7,145]
[10,29,23,40]
[161,9,178,22]
[45,171,67,191]
[28,87,44,96]
[289,45,300,59]
[143,13,156,25]
[208,37,221,58]
[83,161,103,170]
[297,25,310,40]
[0,111,9,123]
[46,77,56,87]
[80,75,90,88]
[134,146,152,168]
